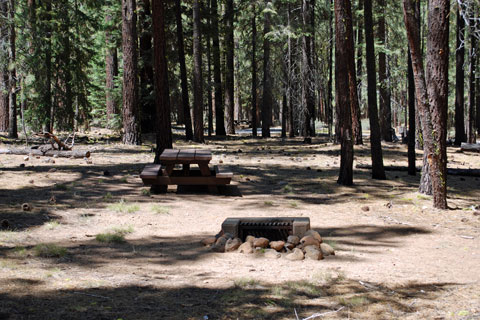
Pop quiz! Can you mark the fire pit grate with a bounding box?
[222,217,310,241]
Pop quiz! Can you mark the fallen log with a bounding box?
[461,143,480,153]
[0,148,90,158]
[356,164,480,177]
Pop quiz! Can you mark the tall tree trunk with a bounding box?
[364,0,385,179]
[122,0,141,145]
[262,0,272,138]
[378,0,391,142]
[7,0,17,138]
[251,3,258,137]
[281,93,287,138]
[407,50,416,176]
[206,0,213,137]
[211,0,225,136]
[192,0,204,143]
[152,0,172,161]
[224,0,235,134]
[105,13,119,125]
[302,0,315,137]
[454,8,466,145]
[287,3,295,138]
[0,0,9,132]
[356,0,364,116]
[350,0,363,145]
[467,25,476,143]
[335,0,355,186]
[44,0,53,132]
[327,0,334,138]
[403,0,449,209]
[139,0,155,134]
[175,0,193,140]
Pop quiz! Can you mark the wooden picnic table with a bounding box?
[140,149,232,193]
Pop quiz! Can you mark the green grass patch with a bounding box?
[417,194,430,200]
[45,221,60,230]
[282,185,293,193]
[141,189,151,197]
[285,280,323,296]
[112,226,134,235]
[338,295,369,307]
[33,244,67,258]
[103,192,113,201]
[151,205,170,214]
[13,246,28,258]
[95,232,126,244]
[107,200,140,213]
[54,183,69,191]
[289,201,299,208]
[264,201,274,206]
[234,278,259,289]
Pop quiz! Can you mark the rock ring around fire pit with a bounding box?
[201,217,335,261]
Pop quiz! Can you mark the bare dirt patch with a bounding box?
[1,132,479,319]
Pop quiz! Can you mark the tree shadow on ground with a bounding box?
[0,276,461,319]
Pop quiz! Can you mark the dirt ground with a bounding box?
[1,130,479,320]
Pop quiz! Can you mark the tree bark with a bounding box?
[302,0,315,137]
[211,0,225,136]
[175,0,193,140]
[0,0,9,132]
[378,0,391,142]
[251,3,258,137]
[467,23,476,144]
[206,0,213,137]
[327,0,334,138]
[407,50,416,176]
[122,0,141,145]
[262,0,272,138]
[192,0,204,143]
[454,8,466,145]
[224,0,235,134]
[335,0,355,186]
[364,0,385,180]
[105,14,119,125]
[44,0,53,133]
[403,0,449,209]
[139,0,155,134]
[152,0,172,161]
[7,0,17,138]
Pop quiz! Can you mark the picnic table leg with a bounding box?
[150,163,173,194]
[199,162,218,193]
[182,164,190,176]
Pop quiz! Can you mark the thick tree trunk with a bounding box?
[287,3,295,138]
[139,0,155,134]
[327,0,334,138]
[206,1,213,137]
[407,51,416,176]
[262,0,272,138]
[175,0,193,140]
[335,0,355,186]
[251,3,258,137]
[302,0,315,137]
[224,0,235,134]
[0,0,9,132]
[105,14,119,125]
[7,0,17,138]
[44,0,53,133]
[454,8,466,145]
[211,0,225,136]
[122,0,141,145]
[152,0,173,161]
[356,0,363,116]
[378,0,391,142]
[192,0,204,143]
[467,28,476,143]
[403,0,449,209]
[364,0,385,180]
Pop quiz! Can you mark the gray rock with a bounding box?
[225,238,242,252]
[211,236,227,252]
[304,245,323,260]
[264,249,281,259]
[238,241,254,254]
[303,230,322,243]
[320,243,335,256]
[285,248,304,261]
[287,235,300,245]
[245,235,256,243]
[201,237,217,246]
[300,235,320,247]
[284,242,295,250]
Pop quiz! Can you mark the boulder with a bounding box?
[201,237,217,246]
[264,249,281,259]
[269,240,285,252]
[285,248,304,261]
[245,235,256,243]
[253,237,269,248]
[303,230,322,243]
[287,235,300,245]
[320,243,335,256]
[300,235,320,247]
[211,236,227,252]
[284,242,295,251]
[225,238,242,252]
[22,203,32,211]
[238,241,254,254]
[361,206,370,212]
[304,245,324,260]
[223,233,234,240]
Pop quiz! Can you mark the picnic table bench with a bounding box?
[140,149,233,193]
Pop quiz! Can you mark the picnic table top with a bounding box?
[160,149,212,162]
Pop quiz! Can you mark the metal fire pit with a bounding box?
[221,217,310,241]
